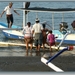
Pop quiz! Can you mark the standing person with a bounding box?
[23,22,33,52]
[47,30,56,52]
[32,18,43,51]
[42,24,48,49]
[0,2,20,28]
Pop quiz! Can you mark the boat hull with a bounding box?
[0,22,24,40]
[2,30,24,40]
[56,39,75,45]
[0,22,75,44]
[53,30,75,45]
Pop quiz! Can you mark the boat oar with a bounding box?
[57,31,71,49]
[41,57,64,72]
[41,46,74,72]
[46,46,73,64]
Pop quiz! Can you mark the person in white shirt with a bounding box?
[23,22,33,51]
[0,2,20,28]
[32,18,43,51]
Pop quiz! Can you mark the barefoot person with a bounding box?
[32,18,43,51]
[23,22,33,52]
[47,30,56,52]
[0,2,20,28]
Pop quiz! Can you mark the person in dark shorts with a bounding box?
[0,2,20,28]
[32,18,43,51]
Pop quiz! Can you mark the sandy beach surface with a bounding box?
[0,47,75,72]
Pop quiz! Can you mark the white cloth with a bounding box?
[4,6,14,15]
[23,25,32,37]
[32,23,43,33]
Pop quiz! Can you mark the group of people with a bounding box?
[0,2,56,52]
[23,18,56,52]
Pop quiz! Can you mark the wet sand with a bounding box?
[0,49,75,72]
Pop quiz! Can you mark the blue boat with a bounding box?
[1,21,75,45]
[1,6,75,44]
[0,22,24,40]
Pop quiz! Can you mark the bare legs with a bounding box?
[26,42,28,50]
[24,38,33,51]
[36,45,41,51]
[42,43,45,50]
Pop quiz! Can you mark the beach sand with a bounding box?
[0,49,75,72]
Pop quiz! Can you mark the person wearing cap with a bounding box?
[32,18,43,51]
[22,22,33,52]
[0,2,20,28]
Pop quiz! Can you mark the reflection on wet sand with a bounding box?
[0,46,56,57]
[25,48,54,58]
[36,51,41,56]
[25,50,32,56]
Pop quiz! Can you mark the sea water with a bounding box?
[0,1,75,56]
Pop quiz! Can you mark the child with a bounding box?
[47,30,55,52]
